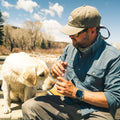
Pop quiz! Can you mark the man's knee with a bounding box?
[22,98,35,113]
[22,98,39,119]
[22,101,28,112]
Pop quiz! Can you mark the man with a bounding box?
[22,5,120,120]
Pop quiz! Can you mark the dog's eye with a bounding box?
[39,73,44,77]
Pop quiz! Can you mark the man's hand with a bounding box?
[51,60,78,98]
[56,77,78,98]
[51,60,68,77]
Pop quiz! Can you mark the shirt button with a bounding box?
[92,72,95,75]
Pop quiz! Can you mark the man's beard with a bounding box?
[72,34,89,48]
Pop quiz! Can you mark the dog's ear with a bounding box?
[36,66,48,77]
[23,67,37,86]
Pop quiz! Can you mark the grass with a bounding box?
[31,48,64,55]
[0,45,65,56]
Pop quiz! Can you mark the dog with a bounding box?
[1,52,54,114]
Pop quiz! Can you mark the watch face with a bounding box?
[76,90,80,97]
[76,90,83,101]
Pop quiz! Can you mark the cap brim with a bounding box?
[60,24,85,35]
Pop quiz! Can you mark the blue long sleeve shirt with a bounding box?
[59,34,120,117]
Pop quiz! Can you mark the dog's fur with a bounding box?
[1,52,54,114]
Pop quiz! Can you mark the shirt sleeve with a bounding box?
[59,44,70,62]
[104,56,120,110]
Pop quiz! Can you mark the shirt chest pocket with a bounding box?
[83,68,105,91]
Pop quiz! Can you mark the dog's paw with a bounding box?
[2,105,11,114]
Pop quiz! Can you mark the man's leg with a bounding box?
[84,111,114,120]
[22,95,82,120]
[22,95,114,120]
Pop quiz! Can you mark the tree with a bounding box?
[41,39,46,49]
[22,21,42,50]
[0,11,4,45]
[3,24,15,51]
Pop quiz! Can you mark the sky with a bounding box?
[0,0,120,43]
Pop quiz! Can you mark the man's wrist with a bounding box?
[75,89,84,101]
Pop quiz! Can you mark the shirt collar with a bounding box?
[78,33,103,55]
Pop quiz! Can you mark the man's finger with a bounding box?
[57,61,66,73]
[57,77,68,83]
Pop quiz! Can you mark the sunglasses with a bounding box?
[71,28,91,37]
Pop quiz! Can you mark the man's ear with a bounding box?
[23,67,37,86]
[89,27,96,34]
[93,27,97,34]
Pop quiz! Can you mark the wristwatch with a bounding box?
[75,89,83,101]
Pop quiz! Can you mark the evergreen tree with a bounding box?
[41,39,46,49]
[0,11,4,45]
